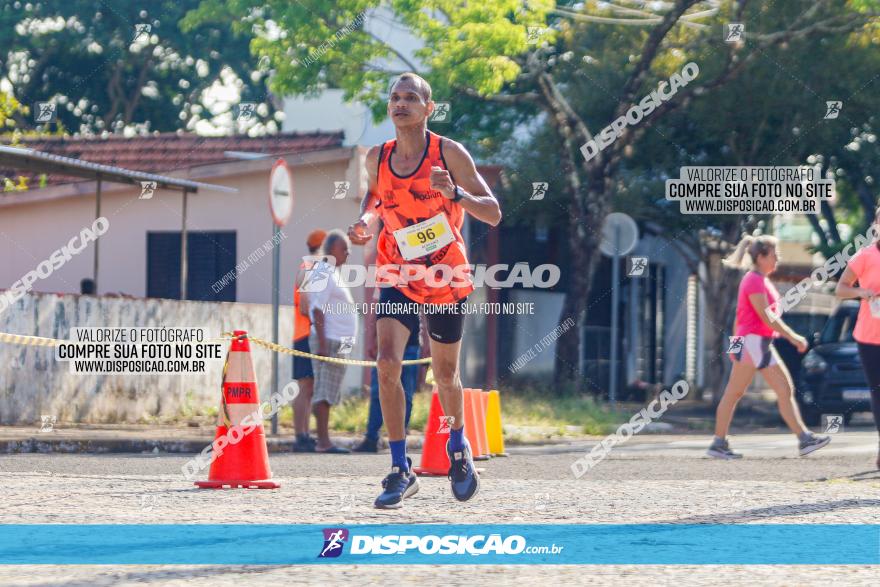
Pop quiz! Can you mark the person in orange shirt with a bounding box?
[291,229,326,452]
[836,205,880,469]
[348,73,502,509]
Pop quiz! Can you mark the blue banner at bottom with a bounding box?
[0,524,877,565]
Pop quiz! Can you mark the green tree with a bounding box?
[188,0,878,391]
[610,3,880,398]
[0,91,23,130]
[0,1,271,134]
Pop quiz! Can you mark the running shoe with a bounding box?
[798,432,831,456]
[706,438,743,460]
[374,457,419,509]
[447,438,480,501]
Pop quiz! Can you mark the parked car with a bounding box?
[774,310,832,389]
[795,300,873,425]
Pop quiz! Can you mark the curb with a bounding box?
[0,435,425,455]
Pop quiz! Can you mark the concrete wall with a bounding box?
[0,151,374,417]
[0,291,367,425]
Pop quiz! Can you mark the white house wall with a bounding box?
[0,159,365,306]
[0,152,372,411]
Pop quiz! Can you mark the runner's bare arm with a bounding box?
[432,139,502,226]
[295,267,310,317]
[748,293,806,351]
[348,145,382,245]
[311,307,328,355]
[835,265,874,299]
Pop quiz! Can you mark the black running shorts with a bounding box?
[376,286,467,344]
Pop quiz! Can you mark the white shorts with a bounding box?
[731,334,778,369]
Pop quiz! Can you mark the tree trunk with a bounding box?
[698,227,744,403]
[536,71,609,394]
[553,183,608,393]
[856,179,877,226]
[553,213,589,390]
[820,200,841,245]
[702,268,740,403]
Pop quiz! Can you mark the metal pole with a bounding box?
[180,189,189,300]
[271,222,281,435]
[609,225,621,406]
[93,177,101,293]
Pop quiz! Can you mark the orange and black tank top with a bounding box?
[374,131,473,305]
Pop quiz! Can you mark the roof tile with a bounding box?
[0,131,344,188]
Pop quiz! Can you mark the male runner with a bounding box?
[347,73,502,509]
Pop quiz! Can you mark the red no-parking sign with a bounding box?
[269,158,293,226]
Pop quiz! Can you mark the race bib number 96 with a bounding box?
[393,213,455,261]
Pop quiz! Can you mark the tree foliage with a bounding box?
[0,1,271,135]
[187,0,879,392]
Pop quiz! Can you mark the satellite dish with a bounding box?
[599,212,639,257]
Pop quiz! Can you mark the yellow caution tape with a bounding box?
[0,331,431,367]
[0,332,59,347]
[233,333,432,367]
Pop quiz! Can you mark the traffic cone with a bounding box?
[195,330,280,489]
[486,390,508,456]
[413,388,451,476]
[462,388,480,459]
[474,389,492,460]
[464,388,490,461]
[479,391,494,455]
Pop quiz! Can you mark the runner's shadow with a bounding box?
[662,498,880,525]
[807,469,880,482]
[843,469,880,481]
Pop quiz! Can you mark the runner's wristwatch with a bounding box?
[453,186,465,202]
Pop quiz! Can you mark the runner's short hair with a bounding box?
[322,229,351,255]
[391,72,432,102]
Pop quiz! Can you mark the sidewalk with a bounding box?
[3,392,856,454]
[1,418,700,454]
[0,424,412,454]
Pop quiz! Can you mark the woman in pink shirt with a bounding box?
[708,235,830,459]
[836,208,880,469]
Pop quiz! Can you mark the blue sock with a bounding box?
[449,426,465,452]
[389,439,408,472]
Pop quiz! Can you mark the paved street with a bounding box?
[1,431,878,585]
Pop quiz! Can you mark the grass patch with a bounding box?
[329,395,371,434]
[327,388,624,438]
[153,385,625,441]
[329,392,430,434]
[500,393,623,436]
